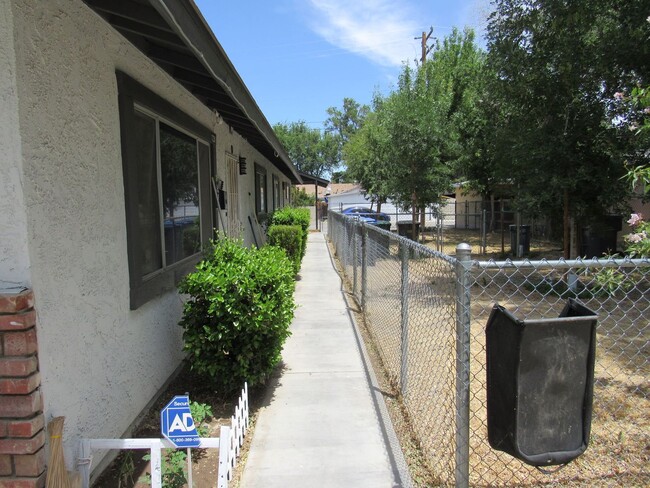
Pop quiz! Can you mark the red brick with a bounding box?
[0,358,38,378]
[0,391,42,418]
[6,416,44,439]
[0,312,36,332]
[0,375,40,396]
[0,422,7,437]
[0,431,45,455]
[0,455,11,476]
[13,448,46,478]
[0,291,34,315]
[2,330,37,357]
[0,471,46,488]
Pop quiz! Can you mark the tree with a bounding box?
[325,98,370,165]
[379,62,454,234]
[485,0,650,257]
[344,106,392,210]
[372,28,484,233]
[273,121,338,178]
[342,28,486,230]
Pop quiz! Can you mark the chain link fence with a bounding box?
[327,210,649,487]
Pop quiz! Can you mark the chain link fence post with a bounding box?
[361,222,367,313]
[352,222,358,298]
[455,243,471,488]
[400,240,410,397]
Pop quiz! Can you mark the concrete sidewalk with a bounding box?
[240,231,409,488]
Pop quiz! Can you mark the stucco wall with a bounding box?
[0,0,31,286]
[7,0,291,473]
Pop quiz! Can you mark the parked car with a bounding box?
[341,207,391,229]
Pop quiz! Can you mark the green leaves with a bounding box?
[350,28,483,212]
[273,121,339,178]
[178,237,295,392]
[268,225,303,274]
[483,0,648,224]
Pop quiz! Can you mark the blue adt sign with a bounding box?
[161,395,201,448]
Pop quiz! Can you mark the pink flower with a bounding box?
[627,213,643,227]
[614,92,625,100]
[626,233,644,243]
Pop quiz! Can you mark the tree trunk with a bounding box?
[411,192,418,242]
[419,206,426,242]
[490,194,496,232]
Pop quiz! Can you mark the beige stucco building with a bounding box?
[0,1,299,484]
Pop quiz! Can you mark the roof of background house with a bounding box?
[83,0,301,184]
[296,183,360,199]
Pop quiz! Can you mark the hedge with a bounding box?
[178,236,295,392]
[272,207,310,258]
[268,224,303,273]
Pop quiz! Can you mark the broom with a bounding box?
[46,416,71,488]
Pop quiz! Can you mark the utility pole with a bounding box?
[415,27,435,64]
[414,27,435,237]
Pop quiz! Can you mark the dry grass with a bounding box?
[333,231,650,487]
[420,227,563,260]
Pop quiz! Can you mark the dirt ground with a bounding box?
[92,364,265,488]
[331,225,649,486]
[419,227,563,260]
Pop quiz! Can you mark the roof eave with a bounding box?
[150,0,301,183]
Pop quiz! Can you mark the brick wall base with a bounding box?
[0,290,45,488]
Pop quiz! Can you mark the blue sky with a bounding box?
[194,0,490,130]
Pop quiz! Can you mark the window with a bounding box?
[272,175,281,211]
[254,164,267,215]
[117,72,213,309]
[283,182,290,205]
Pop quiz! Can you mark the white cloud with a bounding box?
[305,0,422,67]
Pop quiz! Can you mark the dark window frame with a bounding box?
[282,182,290,206]
[272,175,281,211]
[117,71,213,309]
[254,163,267,216]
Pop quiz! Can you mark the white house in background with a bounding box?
[0,0,300,484]
[327,186,456,229]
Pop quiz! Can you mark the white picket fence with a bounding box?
[77,383,249,488]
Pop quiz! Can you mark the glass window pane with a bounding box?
[160,123,200,265]
[134,111,162,275]
[255,168,266,214]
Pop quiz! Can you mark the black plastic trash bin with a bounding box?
[581,215,622,257]
[371,221,391,231]
[509,224,531,255]
[397,221,420,241]
[485,299,598,467]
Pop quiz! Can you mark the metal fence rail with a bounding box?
[327,210,649,487]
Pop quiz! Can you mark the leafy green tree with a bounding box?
[273,121,338,178]
[485,0,649,257]
[379,62,454,232]
[325,98,370,166]
[330,169,351,183]
[344,108,392,211]
[290,187,314,207]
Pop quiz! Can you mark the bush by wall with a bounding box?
[178,236,295,392]
[268,225,303,273]
[272,207,310,258]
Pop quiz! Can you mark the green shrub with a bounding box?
[272,207,310,258]
[268,225,303,273]
[178,236,295,392]
[291,187,313,207]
